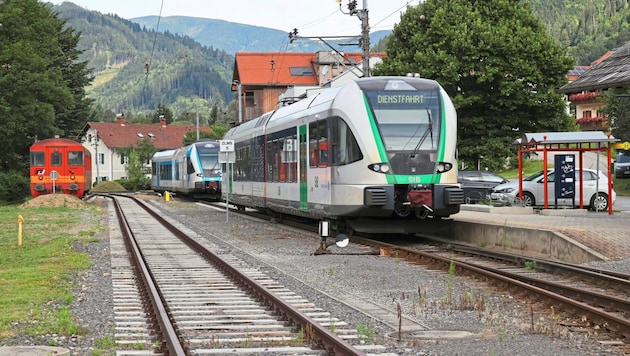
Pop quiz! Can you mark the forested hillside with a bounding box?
[528,0,630,65]
[53,3,235,120]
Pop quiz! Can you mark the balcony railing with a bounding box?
[569,92,599,102]
[576,116,604,124]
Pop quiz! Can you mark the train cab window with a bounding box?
[309,117,362,167]
[51,151,62,166]
[30,151,45,166]
[68,151,84,166]
[186,158,195,175]
[330,117,362,166]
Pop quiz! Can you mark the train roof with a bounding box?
[30,137,84,149]
[152,149,178,160]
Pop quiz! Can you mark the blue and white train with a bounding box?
[151,140,222,199]
[221,76,464,247]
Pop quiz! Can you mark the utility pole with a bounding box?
[338,0,370,77]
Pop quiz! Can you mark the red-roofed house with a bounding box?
[77,115,212,185]
[559,50,617,132]
[232,51,385,122]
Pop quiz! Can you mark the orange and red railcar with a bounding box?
[29,137,92,198]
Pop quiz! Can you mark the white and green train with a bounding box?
[222,76,464,247]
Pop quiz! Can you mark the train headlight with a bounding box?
[436,162,453,173]
[70,175,75,180]
[38,176,43,181]
[368,163,390,174]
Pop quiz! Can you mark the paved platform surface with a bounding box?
[455,196,630,260]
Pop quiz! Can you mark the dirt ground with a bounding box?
[19,194,90,209]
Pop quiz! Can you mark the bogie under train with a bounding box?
[151,140,222,199]
[221,76,464,245]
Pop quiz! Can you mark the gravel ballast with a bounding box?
[2,196,628,355]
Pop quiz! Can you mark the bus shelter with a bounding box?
[516,131,618,214]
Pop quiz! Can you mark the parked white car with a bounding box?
[490,169,616,210]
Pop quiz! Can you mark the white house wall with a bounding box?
[81,127,128,186]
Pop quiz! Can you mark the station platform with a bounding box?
[450,204,630,263]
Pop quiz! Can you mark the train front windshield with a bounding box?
[364,85,441,153]
[196,143,221,177]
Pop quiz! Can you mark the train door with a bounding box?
[306,119,332,211]
[49,146,67,192]
[299,125,308,211]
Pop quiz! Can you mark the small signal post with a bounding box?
[219,140,235,222]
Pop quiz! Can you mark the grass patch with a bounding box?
[613,176,630,196]
[499,160,552,180]
[0,203,105,339]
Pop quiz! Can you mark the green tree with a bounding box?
[601,90,630,142]
[373,0,575,171]
[117,139,158,190]
[0,0,93,172]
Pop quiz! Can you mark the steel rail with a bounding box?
[109,194,186,355]
[448,244,630,293]
[351,235,630,342]
[126,194,365,356]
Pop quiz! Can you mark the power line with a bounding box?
[145,0,165,83]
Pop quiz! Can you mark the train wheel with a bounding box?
[394,200,411,217]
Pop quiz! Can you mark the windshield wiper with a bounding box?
[412,107,433,156]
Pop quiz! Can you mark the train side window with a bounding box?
[281,137,297,182]
[68,151,84,166]
[31,151,45,166]
[51,151,62,166]
[309,120,329,168]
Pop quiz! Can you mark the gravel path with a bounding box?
[3,196,627,355]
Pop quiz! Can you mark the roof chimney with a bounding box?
[159,115,166,126]
[116,113,125,125]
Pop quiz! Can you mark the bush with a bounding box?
[116,177,151,191]
[0,171,30,204]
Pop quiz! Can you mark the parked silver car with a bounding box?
[490,169,616,210]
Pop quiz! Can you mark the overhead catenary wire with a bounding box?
[144,0,165,85]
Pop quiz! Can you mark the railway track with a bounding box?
[350,235,630,352]
[102,193,394,355]
[197,200,630,352]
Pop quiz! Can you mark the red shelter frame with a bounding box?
[516,132,618,215]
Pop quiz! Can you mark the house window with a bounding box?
[583,110,592,118]
[99,153,105,165]
[245,91,255,106]
[120,154,128,164]
[289,67,314,76]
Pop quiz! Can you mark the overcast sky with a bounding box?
[48,0,417,37]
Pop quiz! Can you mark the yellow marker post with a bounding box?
[17,215,24,247]
[165,191,170,202]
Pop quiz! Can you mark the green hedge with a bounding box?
[0,171,30,204]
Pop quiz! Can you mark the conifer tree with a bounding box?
[0,0,93,172]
